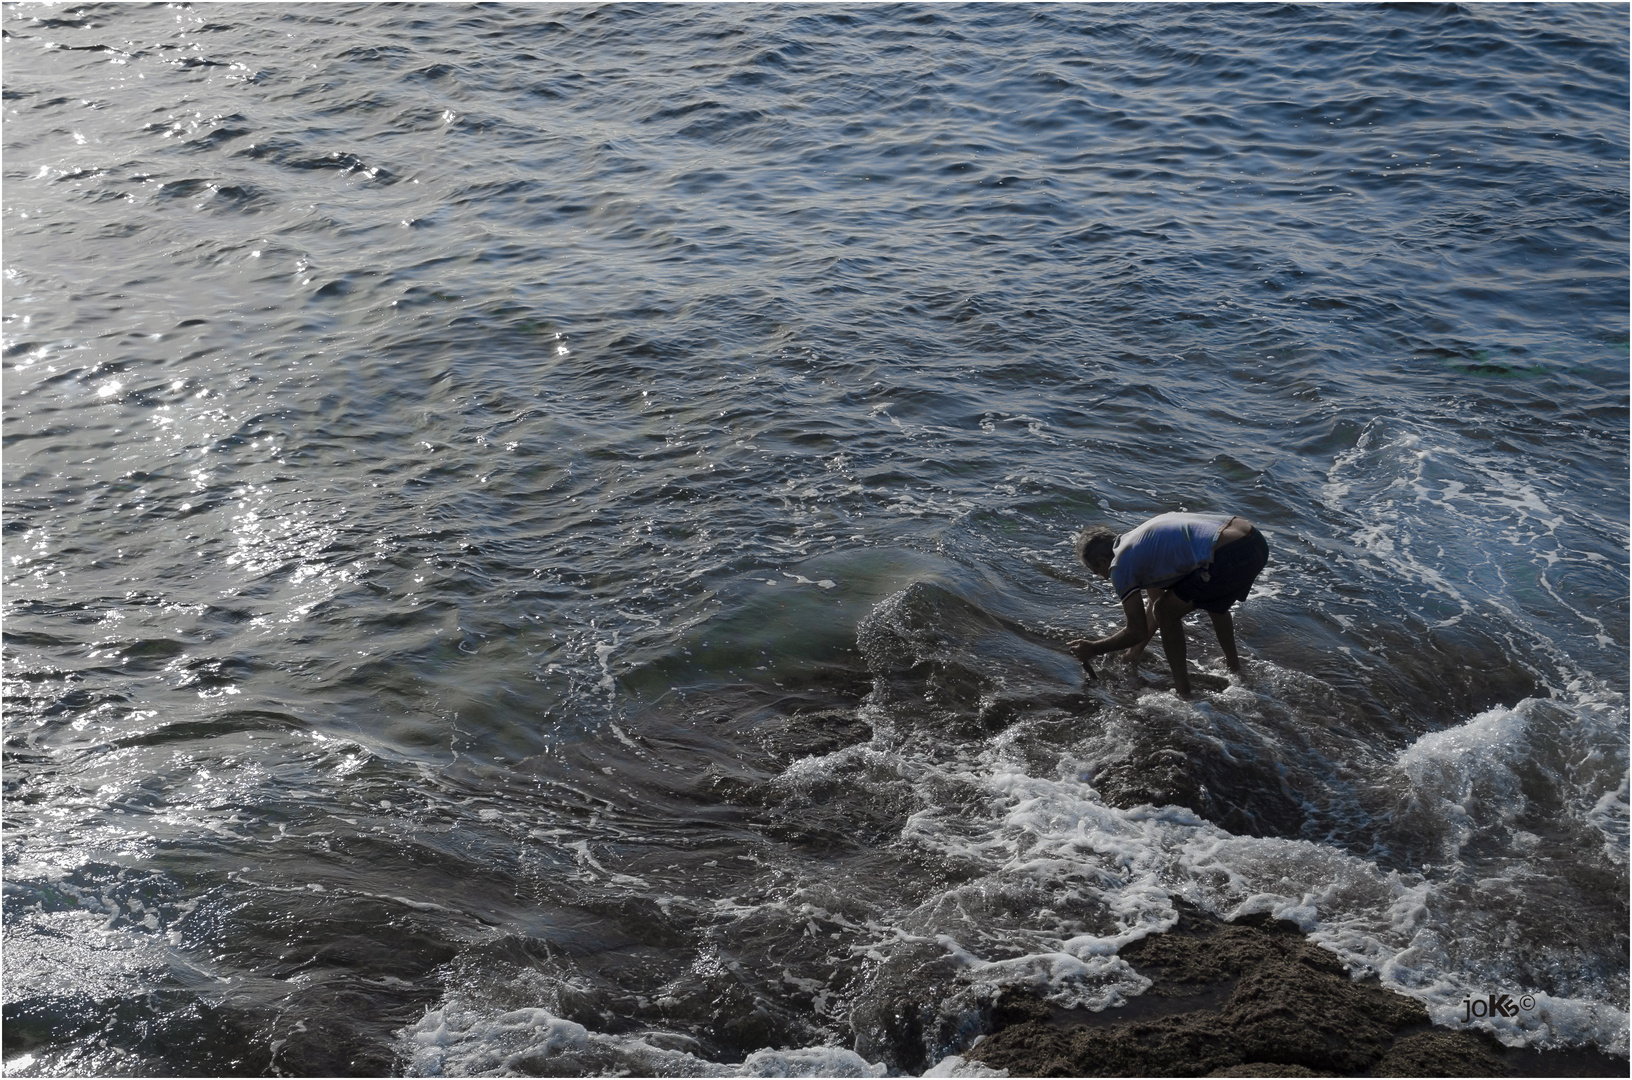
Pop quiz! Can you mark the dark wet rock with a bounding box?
[1374,626,1541,727]
[751,704,873,764]
[1374,1030,1506,1077]
[1090,729,1312,839]
[851,940,974,1076]
[966,903,1627,1078]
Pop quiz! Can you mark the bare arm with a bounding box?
[1068,591,1149,670]
[1124,588,1162,661]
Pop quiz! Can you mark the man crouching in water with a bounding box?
[1068,513,1268,698]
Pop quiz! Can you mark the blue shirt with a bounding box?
[1109,513,1231,600]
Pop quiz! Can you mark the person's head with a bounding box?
[1074,525,1117,579]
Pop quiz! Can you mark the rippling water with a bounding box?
[3,3,1627,1076]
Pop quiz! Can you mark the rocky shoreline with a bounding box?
[962,904,1627,1078]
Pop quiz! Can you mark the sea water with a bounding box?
[3,3,1626,1076]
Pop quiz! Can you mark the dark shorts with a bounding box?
[1170,528,1269,613]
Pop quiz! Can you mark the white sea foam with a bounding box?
[1394,703,1532,861]
[806,661,1621,1066]
[400,693,1627,1075]
[399,586,1627,1073]
[1588,769,1631,864]
[920,1053,1007,1077]
[984,764,1623,1052]
[1320,418,1620,675]
[401,1001,890,1077]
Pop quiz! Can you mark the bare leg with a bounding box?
[1208,609,1240,672]
[1154,592,1196,697]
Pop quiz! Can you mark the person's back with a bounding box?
[1109,512,1231,599]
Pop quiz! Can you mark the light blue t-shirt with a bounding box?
[1109,512,1230,600]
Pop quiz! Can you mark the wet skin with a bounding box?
[1068,516,1252,699]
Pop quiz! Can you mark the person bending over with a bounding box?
[1068,512,1269,698]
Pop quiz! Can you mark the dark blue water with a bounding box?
[3,3,1627,1075]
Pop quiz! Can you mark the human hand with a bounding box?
[1066,639,1098,679]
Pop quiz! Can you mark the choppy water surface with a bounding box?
[3,3,1627,1075]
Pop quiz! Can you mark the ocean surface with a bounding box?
[3,3,1627,1076]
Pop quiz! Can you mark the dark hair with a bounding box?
[1075,525,1117,568]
